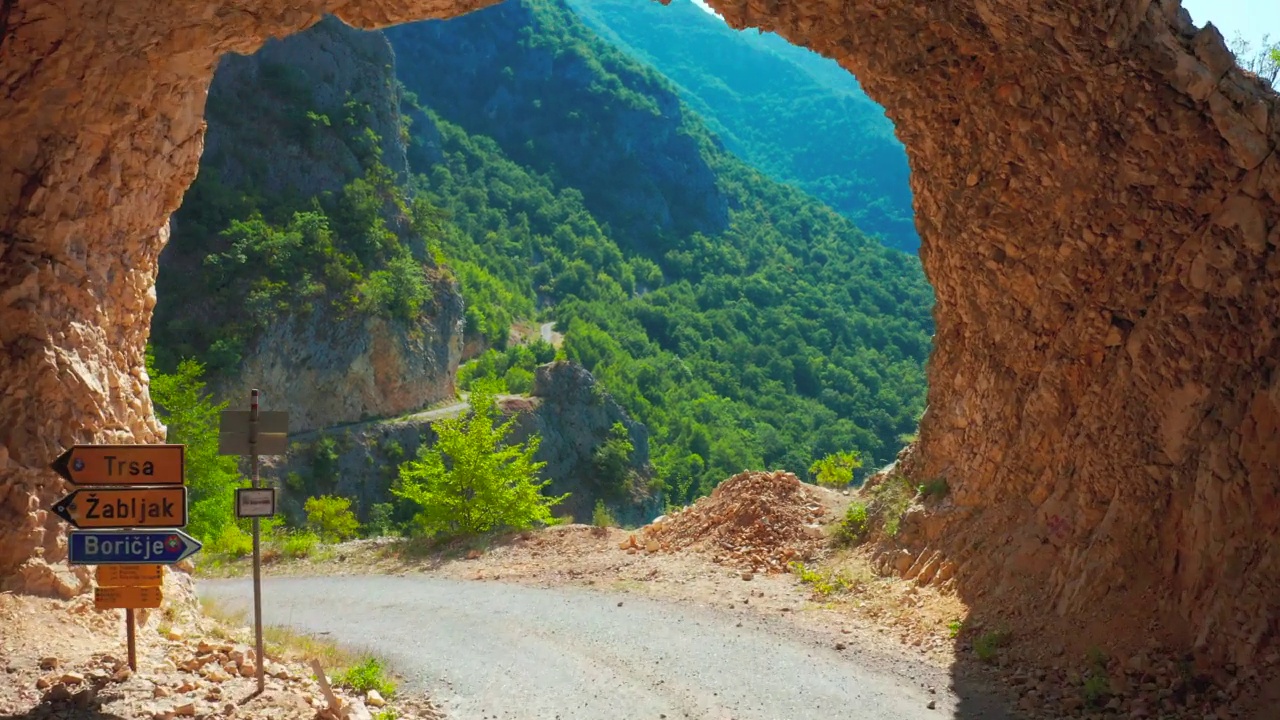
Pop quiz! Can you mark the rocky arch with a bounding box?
[2,0,1278,662]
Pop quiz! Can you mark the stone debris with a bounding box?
[635,470,826,572]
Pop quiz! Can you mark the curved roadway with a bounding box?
[200,576,1019,720]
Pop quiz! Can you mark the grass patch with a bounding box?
[834,502,869,545]
[334,656,397,698]
[871,475,916,536]
[973,629,1011,663]
[276,530,321,559]
[788,561,863,597]
[947,618,964,639]
[592,500,617,528]
[918,478,949,499]
[263,625,358,668]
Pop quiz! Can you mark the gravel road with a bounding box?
[200,576,1019,720]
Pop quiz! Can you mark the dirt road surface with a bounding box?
[201,575,1020,720]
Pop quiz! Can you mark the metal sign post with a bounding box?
[49,443,196,671]
[250,389,265,694]
[219,390,288,695]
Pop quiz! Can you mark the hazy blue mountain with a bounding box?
[565,0,918,252]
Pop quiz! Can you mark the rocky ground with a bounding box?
[0,573,443,720]
[199,470,1279,720]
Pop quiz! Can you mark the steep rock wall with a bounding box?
[220,275,464,434]
[1,0,1278,665]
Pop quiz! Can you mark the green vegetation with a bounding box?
[835,502,869,545]
[918,478,949,499]
[973,629,1011,663]
[808,451,863,489]
[566,0,917,250]
[277,529,321,559]
[592,499,618,528]
[947,618,963,639]
[304,495,361,542]
[334,656,398,698]
[147,350,243,545]
[788,561,860,597]
[1227,33,1280,86]
[388,0,932,503]
[393,383,566,537]
[158,0,934,520]
[870,475,916,536]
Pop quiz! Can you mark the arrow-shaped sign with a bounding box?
[50,444,185,486]
[69,529,203,565]
[51,487,187,529]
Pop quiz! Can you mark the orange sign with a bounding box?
[51,487,187,529]
[51,445,184,486]
[96,565,163,587]
[95,585,163,610]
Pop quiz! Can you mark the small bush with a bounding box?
[1082,673,1109,706]
[808,451,862,488]
[871,475,915,536]
[278,530,319,559]
[335,656,397,698]
[207,523,253,559]
[918,478,949,499]
[788,561,859,597]
[835,502,869,545]
[973,630,1011,663]
[947,618,963,639]
[305,495,361,542]
[591,500,617,528]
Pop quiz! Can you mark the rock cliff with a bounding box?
[268,361,656,526]
[2,0,1279,667]
[220,275,463,434]
[154,16,465,431]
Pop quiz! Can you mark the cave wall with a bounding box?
[2,0,1278,661]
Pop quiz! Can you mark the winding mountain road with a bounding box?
[200,576,1019,720]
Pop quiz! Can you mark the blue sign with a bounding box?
[68,529,203,566]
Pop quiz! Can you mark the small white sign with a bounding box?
[235,488,277,518]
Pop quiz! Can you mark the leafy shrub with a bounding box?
[206,522,254,559]
[788,561,858,597]
[947,618,964,639]
[366,503,403,537]
[334,656,397,698]
[918,478,949,499]
[835,502,869,545]
[304,495,361,543]
[973,630,1011,663]
[871,475,915,536]
[808,451,862,488]
[591,500,618,528]
[277,530,319,559]
[393,383,567,537]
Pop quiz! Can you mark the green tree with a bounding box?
[393,382,566,537]
[304,495,361,542]
[146,350,242,543]
[592,422,635,491]
[1229,32,1280,86]
[808,450,863,489]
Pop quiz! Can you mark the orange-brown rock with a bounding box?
[1,0,1278,666]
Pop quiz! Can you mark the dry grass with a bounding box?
[198,595,358,670]
[792,547,969,660]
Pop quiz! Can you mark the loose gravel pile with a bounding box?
[630,470,827,572]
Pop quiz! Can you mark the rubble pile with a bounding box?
[625,471,828,572]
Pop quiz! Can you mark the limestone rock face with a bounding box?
[511,361,658,525]
[218,274,464,433]
[1,0,1279,665]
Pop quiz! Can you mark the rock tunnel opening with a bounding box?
[2,0,1279,669]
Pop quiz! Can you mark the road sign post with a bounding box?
[49,443,196,671]
[219,390,288,694]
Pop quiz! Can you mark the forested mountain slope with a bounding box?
[564,0,918,252]
[387,0,933,502]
